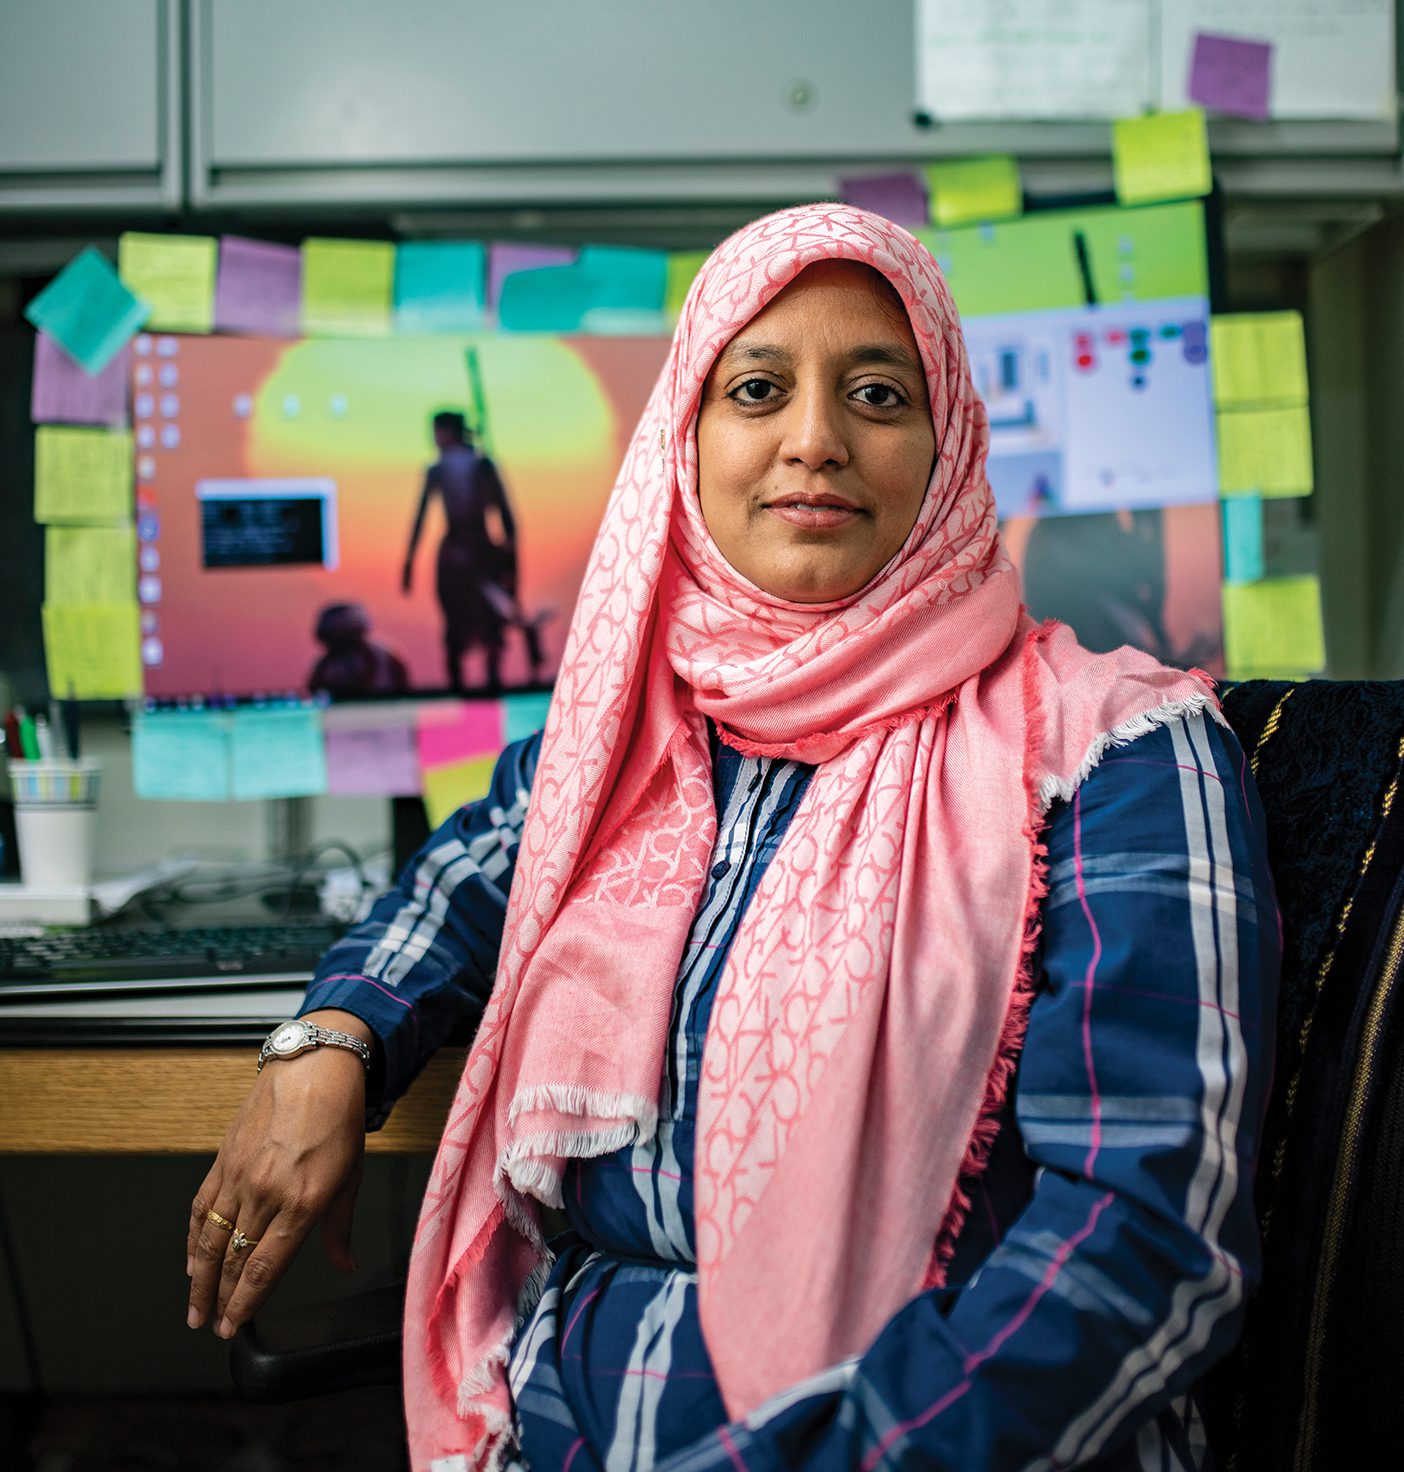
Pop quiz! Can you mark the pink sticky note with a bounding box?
[487,244,576,313]
[31,331,130,425]
[324,711,422,797]
[837,172,929,227]
[417,700,503,770]
[1188,31,1272,122]
[214,236,303,336]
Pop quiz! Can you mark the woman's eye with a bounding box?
[732,378,778,404]
[854,383,904,409]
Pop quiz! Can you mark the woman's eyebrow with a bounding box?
[717,341,922,373]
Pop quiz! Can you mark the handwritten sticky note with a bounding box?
[1221,495,1265,584]
[1113,110,1212,206]
[41,602,143,699]
[214,236,302,337]
[417,701,503,769]
[394,242,487,332]
[45,526,136,606]
[24,247,151,374]
[31,332,130,426]
[1210,313,1307,407]
[1217,406,1313,497]
[423,754,497,828]
[502,691,552,746]
[117,233,218,334]
[34,426,133,524]
[323,705,421,797]
[487,244,576,313]
[230,706,329,800]
[665,251,709,320]
[1222,575,1325,674]
[924,155,1022,228]
[132,709,233,800]
[839,172,928,226]
[1188,31,1272,122]
[301,239,396,336]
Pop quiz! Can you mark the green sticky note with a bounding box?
[665,251,709,320]
[34,426,133,524]
[924,155,1022,228]
[502,691,552,745]
[24,247,151,374]
[915,200,1208,318]
[117,232,218,334]
[45,525,136,605]
[1113,110,1212,207]
[422,753,496,828]
[301,239,396,336]
[1222,575,1326,675]
[1221,496,1264,584]
[1210,313,1308,407]
[132,709,233,800]
[394,242,487,332]
[1217,406,1313,497]
[230,706,329,800]
[41,602,143,699]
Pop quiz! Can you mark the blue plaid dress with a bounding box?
[303,712,1277,1471]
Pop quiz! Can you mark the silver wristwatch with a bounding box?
[258,1018,371,1072]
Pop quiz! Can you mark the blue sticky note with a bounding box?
[230,706,329,800]
[1222,495,1265,584]
[498,265,593,332]
[25,247,151,375]
[394,242,488,332]
[503,691,552,745]
[132,710,232,800]
[579,246,668,312]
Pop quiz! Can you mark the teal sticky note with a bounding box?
[394,242,488,332]
[132,710,233,801]
[498,265,592,332]
[503,691,552,745]
[230,706,329,800]
[25,247,152,375]
[1222,495,1265,584]
[579,246,668,311]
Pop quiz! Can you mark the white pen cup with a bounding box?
[9,759,102,888]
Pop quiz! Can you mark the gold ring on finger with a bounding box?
[206,1209,235,1232]
[231,1229,259,1252]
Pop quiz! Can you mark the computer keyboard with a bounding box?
[0,920,349,992]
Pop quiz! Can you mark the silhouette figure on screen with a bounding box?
[308,602,410,698]
[402,411,549,692]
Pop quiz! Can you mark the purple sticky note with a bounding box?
[487,244,576,313]
[324,710,422,797]
[837,172,929,227]
[214,236,302,337]
[31,331,130,425]
[1188,31,1272,122]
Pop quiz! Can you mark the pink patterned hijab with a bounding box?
[403,203,1218,1470]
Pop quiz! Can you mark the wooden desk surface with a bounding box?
[0,1047,466,1153]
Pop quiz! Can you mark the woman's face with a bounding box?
[696,260,937,604]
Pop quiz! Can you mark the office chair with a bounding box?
[232,679,1404,1472]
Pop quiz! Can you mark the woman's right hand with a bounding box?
[185,1013,372,1340]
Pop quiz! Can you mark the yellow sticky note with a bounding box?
[665,251,709,320]
[41,601,143,699]
[924,155,1022,228]
[45,525,137,605]
[301,239,396,336]
[1210,313,1308,408]
[117,232,218,334]
[1222,576,1326,676]
[34,426,133,524]
[1217,406,1313,497]
[1113,110,1212,207]
[422,754,497,828]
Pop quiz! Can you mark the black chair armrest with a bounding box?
[230,1282,405,1404]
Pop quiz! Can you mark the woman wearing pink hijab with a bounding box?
[189,205,1277,1472]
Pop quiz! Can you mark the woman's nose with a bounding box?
[779,383,849,470]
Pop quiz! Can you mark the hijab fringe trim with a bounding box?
[499,1118,655,1207]
[507,1085,660,1133]
[1036,693,1226,813]
[713,692,959,762]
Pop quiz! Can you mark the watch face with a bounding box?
[270,1021,310,1055]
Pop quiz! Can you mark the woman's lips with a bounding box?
[766,497,862,530]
